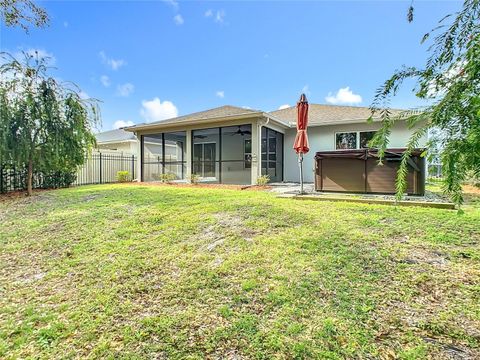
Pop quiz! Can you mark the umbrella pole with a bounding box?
[299,153,304,194]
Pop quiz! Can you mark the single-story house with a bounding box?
[95,129,138,154]
[125,104,427,192]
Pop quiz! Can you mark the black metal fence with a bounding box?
[427,164,443,180]
[0,152,137,193]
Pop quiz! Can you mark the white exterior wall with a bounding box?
[284,120,427,183]
[97,140,138,154]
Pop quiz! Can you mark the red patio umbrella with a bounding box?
[293,93,309,194]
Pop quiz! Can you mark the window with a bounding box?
[335,131,377,150]
[336,132,357,149]
[360,131,376,149]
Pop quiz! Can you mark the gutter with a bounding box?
[96,139,137,145]
[124,112,264,132]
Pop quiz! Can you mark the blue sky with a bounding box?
[1,0,461,131]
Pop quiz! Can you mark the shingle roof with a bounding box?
[269,104,402,126]
[95,129,137,143]
[125,104,404,132]
[136,105,261,127]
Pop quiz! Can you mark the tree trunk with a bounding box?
[27,158,33,196]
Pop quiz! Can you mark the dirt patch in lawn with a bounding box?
[397,247,449,266]
[195,213,258,252]
[82,193,105,202]
[0,189,56,204]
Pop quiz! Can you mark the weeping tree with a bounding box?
[370,0,480,205]
[0,52,99,195]
[0,0,49,31]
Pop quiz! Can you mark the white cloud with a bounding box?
[427,60,466,97]
[116,83,135,97]
[215,90,225,98]
[140,97,178,122]
[99,51,126,71]
[63,21,69,28]
[278,104,290,110]
[113,120,134,129]
[173,14,184,25]
[301,84,311,96]
[325,86,362,105]
[163,0,179,11]
[242,106,252,109]
[79,91,89,100]
[17,49,56,65]
[215,10,225,23]
[100,75,110,87]
[205,9,225,23]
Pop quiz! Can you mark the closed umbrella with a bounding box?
[293,93,309,194]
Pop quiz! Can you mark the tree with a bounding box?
[0,52,99,195]
[370,0,480,205]
[0,0,49,31]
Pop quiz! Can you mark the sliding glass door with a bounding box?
[191,125,252,184]
[193,143,216,178]
[192,128,220,182]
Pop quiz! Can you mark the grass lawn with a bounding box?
[1,184,479,359]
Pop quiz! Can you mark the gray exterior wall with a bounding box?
[284,120,427,183]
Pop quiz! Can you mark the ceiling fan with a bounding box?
[230,126,251,136]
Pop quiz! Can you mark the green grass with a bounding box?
[1,184,479,359]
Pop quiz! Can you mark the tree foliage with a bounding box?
[0,52,99,195]
[0,0,49,31]
[370,0,480,205]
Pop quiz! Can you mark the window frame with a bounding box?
[334,130,377,150]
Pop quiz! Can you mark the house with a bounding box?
[95,129,138,154]
[125,104,426,191]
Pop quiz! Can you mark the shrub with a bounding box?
[256,175,270,186]
[0,163,77,193]
[158,173,177,184]
[189,173,200,185]
[116,171,130,182]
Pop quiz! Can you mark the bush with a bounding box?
[256,175,270,186]
[41,171,77,189]
[116,171,130,182]
[189,173,200,184]
[157,173,177,184]
[0,163,77,193]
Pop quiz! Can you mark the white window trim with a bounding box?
[334,130,377,150]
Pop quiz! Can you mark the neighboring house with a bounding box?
[95,129,138,154]
[125,104,427,188]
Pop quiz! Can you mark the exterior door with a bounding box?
[261,127,284,182]
[193,142,216,178]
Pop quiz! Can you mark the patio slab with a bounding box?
[278,193,455,209]
[270,182,455,209]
